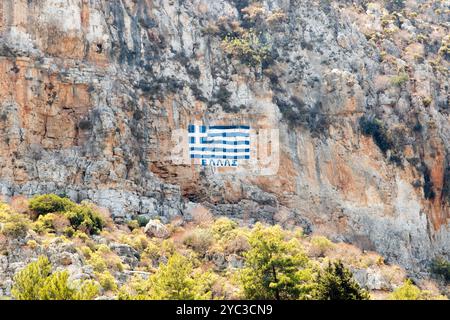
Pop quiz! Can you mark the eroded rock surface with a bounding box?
[0,0,448,274]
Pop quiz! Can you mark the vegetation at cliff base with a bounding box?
[11,256,98,300]
[0,195,448,300]
[389,279,446,300]
[29,194,105,235]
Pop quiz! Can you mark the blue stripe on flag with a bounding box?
[200,138,249,145]
[190,147,250,153]
[190,154,250,160]
[207,132,249,138]
[209,125,250,130]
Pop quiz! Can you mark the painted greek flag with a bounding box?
[188,125,250,160]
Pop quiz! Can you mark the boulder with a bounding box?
[144,220,170,239]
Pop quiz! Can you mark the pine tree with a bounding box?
[240,223,314,300]
[314,261,370,300]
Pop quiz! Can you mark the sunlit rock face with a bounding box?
[0,0,448,274]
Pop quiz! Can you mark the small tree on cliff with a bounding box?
[313,261,370,300]
[240,223,314,300]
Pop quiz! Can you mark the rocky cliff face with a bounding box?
[0,0,448,275]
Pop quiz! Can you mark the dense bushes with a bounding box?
[3,199,447,300]
[0,203,29,238]
[28,194,104,235]
[390,72,409,86]
[275,97,330,136]
[221,31,271,67]
[309,236,334,257]
[28,194,75,215]
[119,253,215,300]
[389,279,445,300]
[183,228,214,256]
[65,205,104,235]
[11,256,99,300]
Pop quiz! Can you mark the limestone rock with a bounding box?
[0,0,447,276]
[144,220,170,239]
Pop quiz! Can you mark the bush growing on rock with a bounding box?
[0,203,30,238]
[127,219,140,231]
[119,253,216,300]
[96,271,118,292]
[11,256,99,300]
[390,72,409,86]
[28,194,104,236]
[147,253,215,300]
[389,279,446,300]
[211,217,238,240]
[136,215,150,227]
[221,31,271,67]
[117,274,152,300]
[28,194,75,215]
[64,205,104,235]
[183,228,214,256]
[32,213,70,234]
[85,244,124,273]
[309,235,334,257]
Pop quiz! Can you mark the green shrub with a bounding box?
[64,205,104,235]
[211,217,238,240]
[86,245,124,273]
[390,73,409,86]
[183,228,214,256]
[221,228,250,254]
[119,253,215,300]
[309,235,334,257]
[0,203,30,238]
[389,279,442,300]
[127,220,140,231]
[136,215,150,227]
[117,274,152,300]
[430,257,450,283]
[28,194,75,215]
[314,261,370,300]
[11,256,99,300]
[148,253,214,300]
[96,271,118,292]
[221,31,271,67]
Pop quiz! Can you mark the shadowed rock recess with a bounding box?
[0,0,448,275]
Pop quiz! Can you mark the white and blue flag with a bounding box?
[188,125,250,163]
